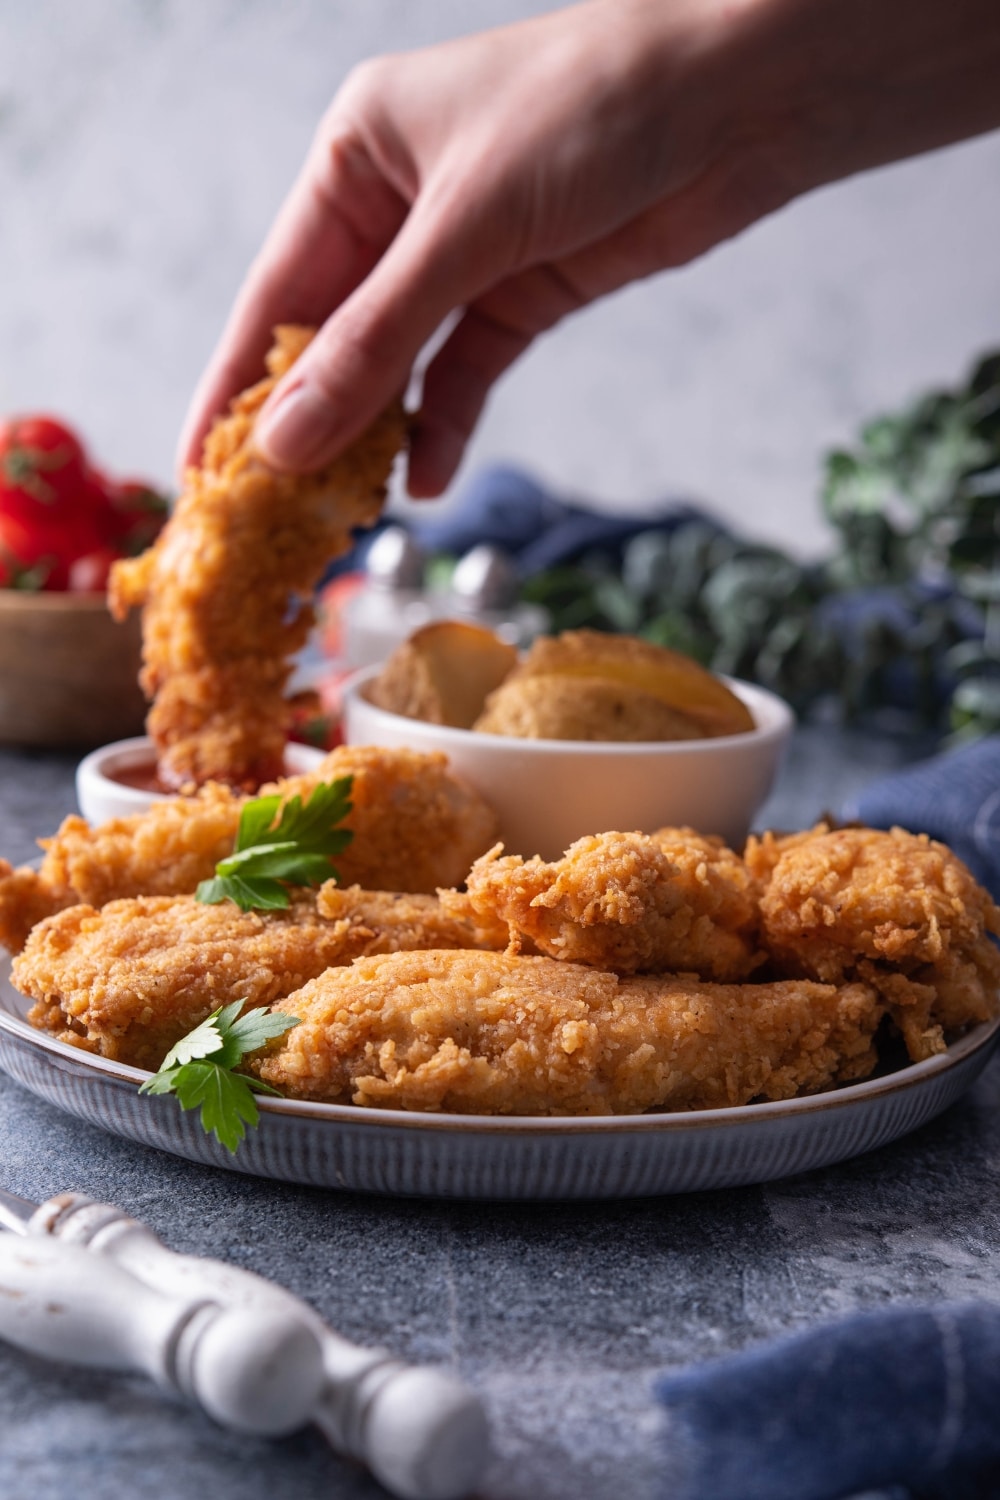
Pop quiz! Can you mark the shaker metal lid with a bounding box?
[365,526,426,591]
[448,544,518,611]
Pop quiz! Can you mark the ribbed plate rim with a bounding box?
[1,957,996,1138]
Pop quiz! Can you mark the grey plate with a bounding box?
[0,959,996,1200]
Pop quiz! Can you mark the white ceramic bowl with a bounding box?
[342,666,794,859]
[75,736,327,824]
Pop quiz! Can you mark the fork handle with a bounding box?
[33,1193,489,1500]
[0,1232,324,1436]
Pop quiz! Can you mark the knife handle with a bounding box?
[32,1193,489,1500]
[0,1232,324,1436]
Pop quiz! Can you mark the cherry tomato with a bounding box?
[0,510,71,589]
[105,478,170,555]
[0,414,169,589]
[68,547,120,594]
[0,417,89,524]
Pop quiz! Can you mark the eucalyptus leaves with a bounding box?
[520,351,1000,738]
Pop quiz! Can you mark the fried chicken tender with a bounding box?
[14,887,485,1069]
[110,326,406,791]
[450,828,762,980]
[756,825,1000,1061]
[255,949,882,1114]
[0,783,243,955]
[306,746,499,895]
[743,823,833,883]
[0,746,499,954]
[0,744,500,954]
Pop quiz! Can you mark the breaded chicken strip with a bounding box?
[0,746,498,954]
[14,887,485,1069]
[110,326,406,791]
[743,823,832,883]
[0,783,243,956]
[255,949,882,1114]
[306,746,498,896]
[450,828,761,980]
[757,825,1000,1061]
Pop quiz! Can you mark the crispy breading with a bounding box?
[315,882,502,952]
[757,825,1000,1061]
[743,823,832,883]
[302,745,499,896]
[14,886,484,1069]
[451,828,762,980]
[109,326,407,791]
[0,746,499,954]
[255,949,882,1114]
[0,783,243,955]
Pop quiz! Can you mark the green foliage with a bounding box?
[196,777,354,913]
[516,351,1000,737]
[139,999,300,1153]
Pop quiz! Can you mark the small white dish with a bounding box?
[75,737,328,823]
[342,667,794,858]
[0,957,994,1199]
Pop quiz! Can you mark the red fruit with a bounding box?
[0,417,89,524]
[68,547,120,593]
[0,510,70,589]
[106,479,169,555]
[0,414,168,588]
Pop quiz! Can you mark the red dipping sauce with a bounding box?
[106,750,317,796]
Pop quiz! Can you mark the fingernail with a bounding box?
[255,383,337,469]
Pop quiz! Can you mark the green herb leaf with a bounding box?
[227,1006,304,1054]
[159,1009,228,1070]
[235,794,283,853]
[171,1061,262,1154]
[139,1001,301,1153]
[196,873,292,910]
[194,777,354,913]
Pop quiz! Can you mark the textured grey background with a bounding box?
[1,0,999,554]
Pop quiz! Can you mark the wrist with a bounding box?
[692,0,1000,201]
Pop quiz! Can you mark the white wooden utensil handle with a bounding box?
[0,1233,324,1436]
[31,1193,489,1500]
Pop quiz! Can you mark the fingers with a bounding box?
[175,112,409,477]
[407,264,586,496]
[405,150,803,495]
[251,178,508,472]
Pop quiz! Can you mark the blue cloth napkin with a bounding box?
[408,463,709,577]
[845,735,1000,900]
[324,462,713,581]
[655,1302,1000,1500]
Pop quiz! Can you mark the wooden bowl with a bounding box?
[0,590,146,749]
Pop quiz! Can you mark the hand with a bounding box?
[178,0,1000,497]
[177,0,781,494]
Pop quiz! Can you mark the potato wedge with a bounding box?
[473,673,705,741]
[507,630,754,737]
[368,620,519,728]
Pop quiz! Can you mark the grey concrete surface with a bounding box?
[0,729,996,1499]
[1,1,999,556]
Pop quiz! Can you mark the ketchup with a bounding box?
[107,752,305,795]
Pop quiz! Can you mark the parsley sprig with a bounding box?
[139,1000,299,1153]
[196,776,353,913]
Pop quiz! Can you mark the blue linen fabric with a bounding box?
[655,1302,1000,1500]
[408,463,710,577]
[320,462,715,583]
[844,735,1000,900]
